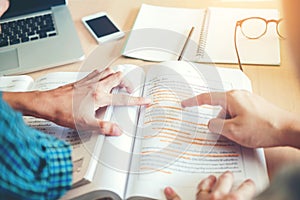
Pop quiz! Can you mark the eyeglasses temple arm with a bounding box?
[234,24,244,72]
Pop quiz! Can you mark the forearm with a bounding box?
[2,91,56,121]
[264,147,300,180]
[2,87,77,129]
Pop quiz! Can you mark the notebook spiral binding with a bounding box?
[197,9,210,58]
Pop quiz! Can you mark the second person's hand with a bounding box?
[181,90,299,148]
[164,171,255,200]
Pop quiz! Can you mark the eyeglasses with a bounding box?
[234,17,285,71]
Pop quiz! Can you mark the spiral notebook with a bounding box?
[123,4,281,65]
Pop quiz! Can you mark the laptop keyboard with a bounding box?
[0,13,57,48]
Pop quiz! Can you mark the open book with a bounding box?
[123,4,281,65]
[61,61,269,200]
[0,72,104,187]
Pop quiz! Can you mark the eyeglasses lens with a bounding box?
[241,18,267,39]
[277,20,286,39]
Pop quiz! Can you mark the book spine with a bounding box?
[197,9,210,58]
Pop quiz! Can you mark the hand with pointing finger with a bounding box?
[71,67,151,135]
[181,90,300,148]
[3,68,151,136]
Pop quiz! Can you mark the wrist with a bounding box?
[278,112,300,149]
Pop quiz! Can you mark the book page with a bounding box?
[0,75,34,91]
[31,72,87,91]
[123,4,205,62]
[62,65,147,200]
[126,61,268,199]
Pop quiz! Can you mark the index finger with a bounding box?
[181,92,227,108]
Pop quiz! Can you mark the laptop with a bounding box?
[0,0,84,75]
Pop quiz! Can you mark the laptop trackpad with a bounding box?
[0,49,19,71]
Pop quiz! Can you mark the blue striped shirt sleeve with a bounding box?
[0,92,73,200]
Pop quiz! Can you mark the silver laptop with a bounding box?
[0,0,84,75]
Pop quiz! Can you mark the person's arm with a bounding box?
[181,90,300,149]
[2,90,49,118]
[0,92,72,200]
[3,68,150,135]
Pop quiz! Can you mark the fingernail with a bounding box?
[164,187,175,196]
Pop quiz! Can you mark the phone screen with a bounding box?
[86,16,120,38]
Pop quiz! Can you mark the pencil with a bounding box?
[178,26,195,61]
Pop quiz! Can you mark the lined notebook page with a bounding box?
[123,4,205,61]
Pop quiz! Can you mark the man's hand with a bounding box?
[3,68,151,136]
[42,68,151,135]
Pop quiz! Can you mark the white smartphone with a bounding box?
[82,12,124,43]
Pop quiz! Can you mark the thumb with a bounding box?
[208,118,236,138]
[208,118,226,134]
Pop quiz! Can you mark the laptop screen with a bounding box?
[1,0,66,19]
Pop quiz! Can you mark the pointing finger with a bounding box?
[181,92,227,108]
